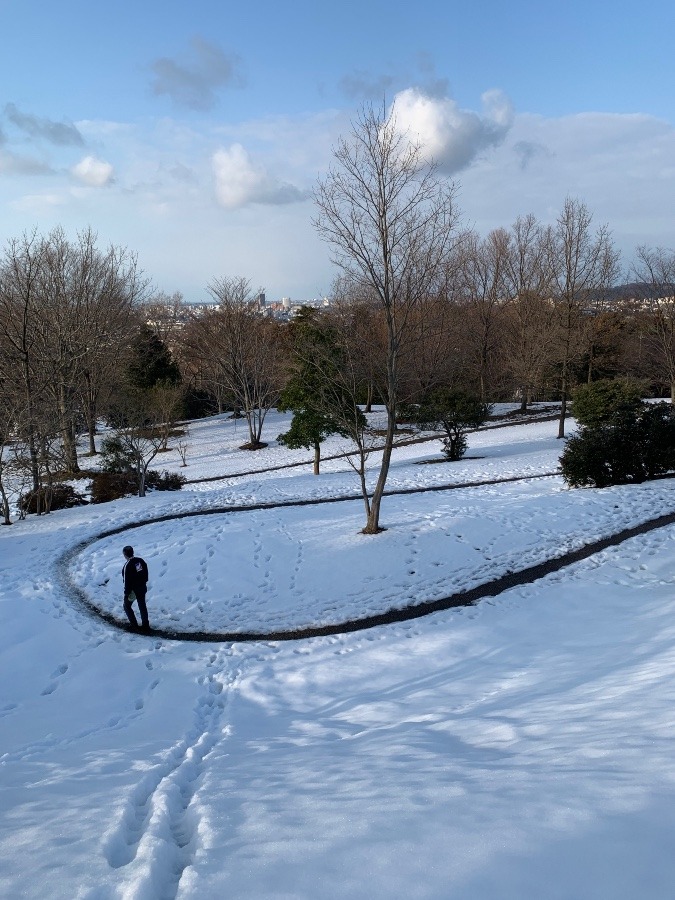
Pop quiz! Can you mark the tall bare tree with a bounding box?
[459,228,511,400]
[632,245,675,402]
[314,103,461,533]
[191,277,284,448]
[32,228,147,472]
[0,231,48,493]
[546,198,620,437]
[501,214,554,410]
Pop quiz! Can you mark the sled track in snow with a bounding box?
[57,470,675,643]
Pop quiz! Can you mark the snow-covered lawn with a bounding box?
[2,408,675,899]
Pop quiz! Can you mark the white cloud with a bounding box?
[212,143,307,209]
[212,143,266,208]
[390,87,514,173]
[71,155,114,187]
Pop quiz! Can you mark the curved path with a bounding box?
[183,412,563,485]
[57,471,675,643]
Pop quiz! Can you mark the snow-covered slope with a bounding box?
[2,409,675,899]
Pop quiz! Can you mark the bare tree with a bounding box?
[0,228,145,478]
[331,276,387,412]
[314,103,461,533]
[0,388,22,524]
[0,231,51,493]
[191,277,285,447]
[632,246,675,402]
[147,380,185,451]
[142,291,188,348]
[546,198,620,437]
[76,239,147,455]
[291,303,376,517]
[459,228,511,401]
[35,228,146,470]
[103,392,168,498]
[500,214,555,410]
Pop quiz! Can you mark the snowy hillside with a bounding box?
[1,408,675,899]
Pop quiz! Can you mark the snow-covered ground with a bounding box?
[2,408,675,899]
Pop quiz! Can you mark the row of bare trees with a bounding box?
[1,217,672,529]
[0,228,147,515]
[1,107,674,534]
[307,104,675,530]
[159,239,673,533]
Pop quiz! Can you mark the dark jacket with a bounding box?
[123,556,149,600]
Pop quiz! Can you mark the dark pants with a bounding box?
[124,590,149,629]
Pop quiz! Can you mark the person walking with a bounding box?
[122,545,150,632]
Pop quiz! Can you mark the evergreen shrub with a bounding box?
[413,389,491,461]
[560,402,675,488]
[571,379,645,428]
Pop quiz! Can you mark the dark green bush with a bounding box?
[414,389,491,461]
[182,388,220,419]
[560,402,675,488]
[571,379,645,429]
[99,435,135,474]
[396,402,420,425]
[639,403,675,478]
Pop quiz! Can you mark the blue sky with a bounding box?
[1,0,673,301]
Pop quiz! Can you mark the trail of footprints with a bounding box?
[103,647,239,899]
[41,662,69,695]
[2,645,164,764]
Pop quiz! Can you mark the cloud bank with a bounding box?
[151,38,244,111]
[390,87,514,173]
[1,100,673,302]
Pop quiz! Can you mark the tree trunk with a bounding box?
[558,370,568,439]
[0,481,11,525]
[365,382,373,414]
[58,383,80,475]
[364,395,395,533]
[356,451,371,521]
[80,374,98,455]
[22,355,40,493]
[587,345,594,384]
[519,389,528,413]
[137,460,146,497]
[88,425,97,456]
[313,441,321,475]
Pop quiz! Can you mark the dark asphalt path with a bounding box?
[57,470,675,643]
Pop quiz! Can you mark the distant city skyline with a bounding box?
[1,0,674,303]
